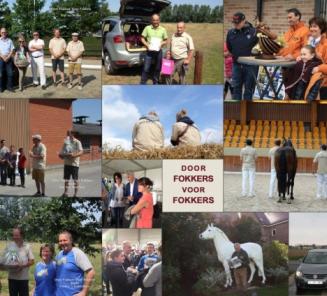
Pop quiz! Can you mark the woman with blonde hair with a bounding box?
[171,109,201,146]
[14,35,30,91]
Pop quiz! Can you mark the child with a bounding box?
[161,50,175,85]
[18,147,26,187]
[224,42,233,100]
[285,45,322,100]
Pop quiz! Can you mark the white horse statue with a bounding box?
[199,224,266,288]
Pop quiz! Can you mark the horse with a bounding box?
[199,224,266,288]
[274,139,297,204]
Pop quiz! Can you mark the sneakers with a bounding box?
[41,85,46,90]
[78,84,83,90]
[33,192,42,197]
[61,193,68,197]
[67,83,73,89]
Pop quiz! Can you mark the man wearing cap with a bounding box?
[240,139,257,198]
[278,8,309,59]
[49,28,66,86]
[28,32,47,89]
[140,14,168,84]
[226,12,258,100]
[59,130,83,197]
[29,135,46,196]
[66,33,85,90]
[170,21,195,84]
[0,27,15,92]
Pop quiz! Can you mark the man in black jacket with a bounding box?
[106,249,137,296]
[226,12,258,100]
[231,243,250,294]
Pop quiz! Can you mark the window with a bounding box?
[272,229,276,236]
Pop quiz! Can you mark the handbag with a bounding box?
[15,51,29,68]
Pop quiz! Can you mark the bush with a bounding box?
[193,268,226,295]
[265,267,289,284]
[263,240,288,269]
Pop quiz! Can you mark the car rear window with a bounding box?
[304,252,327,264]
[103,21,116,33]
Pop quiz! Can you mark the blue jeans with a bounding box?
[0,58,13,91]
[232,62,257,100]
[140,50,163,84]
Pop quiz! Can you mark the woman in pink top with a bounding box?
[131,177,154,228]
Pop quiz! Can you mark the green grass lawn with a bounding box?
[0,241,102,296]
[103,23,223,84]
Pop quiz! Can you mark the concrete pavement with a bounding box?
[0,161,101,197]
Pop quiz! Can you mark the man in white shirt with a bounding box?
[313,144,327,199]
[0,27,15,92]
[28,31,46,89]
[125,171,140,206]
[268,139,281,198]
[240,139,257,197]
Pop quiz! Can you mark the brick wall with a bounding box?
[29,99,73,167]
[224,0,315,39]
[79,135,102,161]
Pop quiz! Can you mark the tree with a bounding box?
[0,0,11,31]
[231,216,262,244]
[0,197,101,256]
[11,0,45,36]
[50,0,110,36]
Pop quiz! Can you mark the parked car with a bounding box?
[102,0,170,74]
[295,249,327,294]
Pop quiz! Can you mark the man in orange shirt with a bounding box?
[279,8,309,60]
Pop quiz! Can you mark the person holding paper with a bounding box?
[230,243,249,293]
[140,14,168,84]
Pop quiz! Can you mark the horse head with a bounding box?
[282,138,293,148]
[199,224,228,241]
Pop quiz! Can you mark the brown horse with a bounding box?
[274,139,297,204]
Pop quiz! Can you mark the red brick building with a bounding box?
[224,0,315,37]
[0,99,101,170]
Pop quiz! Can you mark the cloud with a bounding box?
[102,87,141,146]
[103,137,132,150]
[200,127,222,144]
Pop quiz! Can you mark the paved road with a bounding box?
[224,172,326,212]
[0,161,101,197]
[0,58,101,99]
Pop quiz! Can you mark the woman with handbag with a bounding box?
[131,177,154,229]
[108,172,126,228]
[14,36,30,92]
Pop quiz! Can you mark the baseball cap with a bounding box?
[232,12,245,24]
[32,134,42,140]
[72,32,79,36]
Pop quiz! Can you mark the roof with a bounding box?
[309,249,327,253]
[73,123,101,136]
[255,213,288,226]
[103,160,162,176]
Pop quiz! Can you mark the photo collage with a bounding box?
[0,0,327,296]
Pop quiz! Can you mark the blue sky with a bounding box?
[73,99,102,123]
[290,213,327,245]
[109,0,223,12]
[102,85,223,149]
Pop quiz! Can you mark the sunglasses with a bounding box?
[19,41,24,43]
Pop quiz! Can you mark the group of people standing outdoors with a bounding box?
[0,27,85,92]
[137,14,194,85]
[0,130,84,197]
[103,172,156,229]
[240,138,327,200]
[225,8,327,100]
[0,228,95,296]
[132,109,201,151]
[103,241,161,296]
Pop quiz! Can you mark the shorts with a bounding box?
[64,165,79,180]
[68,63,82,75]
[52,59,64,72]
[32,169,45,182]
